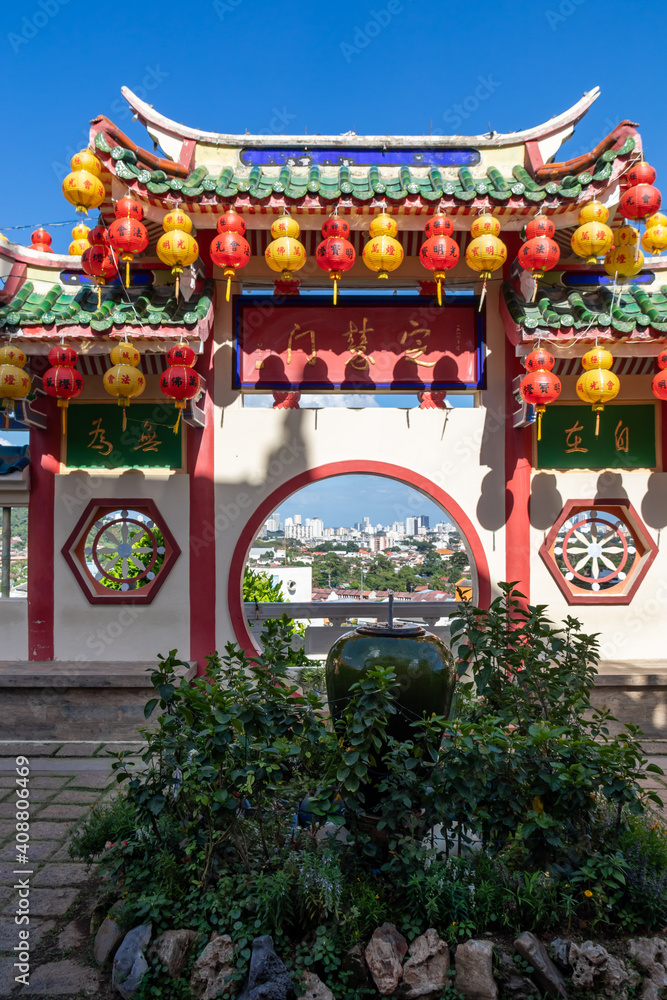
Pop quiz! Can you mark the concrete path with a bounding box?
[0,742,143,998]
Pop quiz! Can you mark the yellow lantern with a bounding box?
[645,212,667,230]
[641,225,667,256]
[571,222,614,264]
[264,215,307,284]
[614,224,640,246]
[62,149,105,214]
[604,244,644,280]
[104,341,146,430]
[577,200,609,225]
[0,346,31,422]
[362,213,404,280]
[465,215,507,308]
[470,213,501,239]
[576,347,620,436]
[68,223,90,256]
[156,207,199,300]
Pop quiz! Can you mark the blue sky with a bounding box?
[273,475,448,529]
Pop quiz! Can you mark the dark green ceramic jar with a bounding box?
[325,621,456,743]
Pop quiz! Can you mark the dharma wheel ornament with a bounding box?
[0,346,31,426]
[157,207,199,300]
[651,349,667,401]
[519,347,561,441]
[159,341,201,433]
[42,345,84,434]
[104,341,145,430]
[62,149,105,214]
[362,213,404,280]
[517,215,560,300]
[464,213,507,309]
[108,197,149,286]
[264,214,307,288]
[30,228,53,253]
[68,223,90,256]
[571,201,614,264]
[316,216,356,304]
[210,211,250,302]
[419,217,459,306]
[576,346,620,436]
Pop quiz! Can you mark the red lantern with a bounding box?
[160,340,201,433]
[419,232,459,305]
[88,224,109,246]
[525,215,555,240]
[517,236,560,299]
[620,184,662,220]
[210,230,251,302]
[520,348,561,440]
[217,211,246,236]
[322,217,351,240]
[316,222,356,304]
[42,345,84,433]
[652,349,667,401]
[627,161,656,187]
[82,244,118,307]
[108,197,148,285]
[425,213,454,239]
[30,228,53,253]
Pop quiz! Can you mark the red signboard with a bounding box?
[234,297,483,390]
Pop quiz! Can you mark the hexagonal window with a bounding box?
[539,499,658,605]
[63,500,180,604]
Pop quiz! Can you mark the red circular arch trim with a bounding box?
[228,460,492,655]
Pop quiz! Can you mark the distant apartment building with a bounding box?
[306,517,324,538]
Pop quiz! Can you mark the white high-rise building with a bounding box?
[307,517,324,538]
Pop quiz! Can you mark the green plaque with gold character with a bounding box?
[536,403,657,470]
[65,403,182,469]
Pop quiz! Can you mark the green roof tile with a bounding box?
[0,280,215,332]
[503,280,667,336]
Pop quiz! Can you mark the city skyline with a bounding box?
[266,476,452,531]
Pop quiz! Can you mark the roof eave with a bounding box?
[121,85,600,152]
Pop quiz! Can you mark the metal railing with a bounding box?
[243,599,460,655]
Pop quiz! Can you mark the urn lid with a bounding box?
[355,622,425,637]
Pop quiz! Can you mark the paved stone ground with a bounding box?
[0,743,143,998]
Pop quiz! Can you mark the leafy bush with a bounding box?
[72,587,666,996]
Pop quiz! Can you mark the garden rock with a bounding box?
[454,939,498,1000]
[112,923,152,999]
[549,939,571,971]
[628,937,667,1000]
[569,940,639,1000]
[150,928,200,978]
[94,916,126,966]
[300,970,334,1000]
[342,944,372,986]
[190,934,236,1000]
[237,935,295,1000]
[365,923,409,995]
[399,928,450,999]
[514,932,568,998]
[495,951,539,999]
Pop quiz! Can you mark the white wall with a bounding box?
[0,599,28,659]
[53,471,190,662]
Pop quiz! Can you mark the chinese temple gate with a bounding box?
[1,85,666,739]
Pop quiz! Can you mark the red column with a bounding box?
[188,337,216,673]
[662,400,667,471]
[504,351,532,602]
[28,398,60,660]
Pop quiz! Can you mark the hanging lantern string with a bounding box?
[106,244,149,334]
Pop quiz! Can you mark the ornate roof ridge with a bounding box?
[120,85,601,150]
